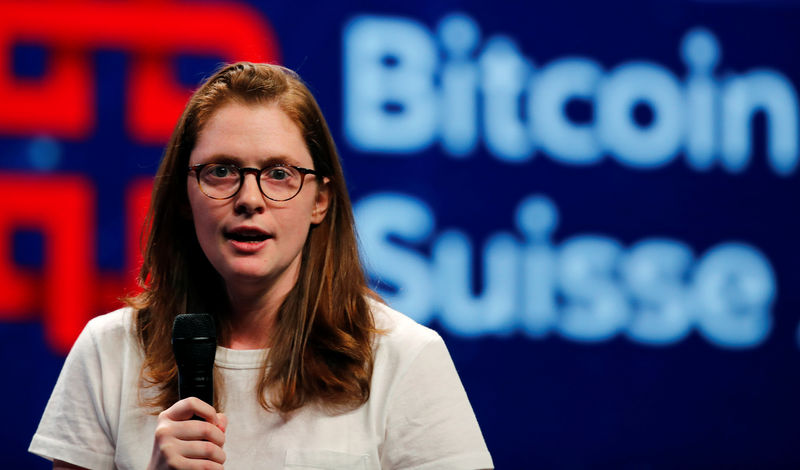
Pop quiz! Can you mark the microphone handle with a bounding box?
[174,336,216,410]
[178,363,214,405]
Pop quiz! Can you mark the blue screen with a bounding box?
[2,1,799,467]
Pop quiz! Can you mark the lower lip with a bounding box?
[228,238,270,253]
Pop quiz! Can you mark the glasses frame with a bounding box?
[188,163,319,202]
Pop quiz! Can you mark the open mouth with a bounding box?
[225,229,272,243]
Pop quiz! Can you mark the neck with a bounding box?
[223,277,294,350]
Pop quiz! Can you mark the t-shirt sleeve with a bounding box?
[381,334,494,470]
[29,319,117,469]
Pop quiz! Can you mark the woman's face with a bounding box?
[187,101,329,294]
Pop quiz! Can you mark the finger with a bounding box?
[180,440,227,464]
[163,397,219,424]
[216,413,228,433]
[162,455,224,470]
[169,420,226,448]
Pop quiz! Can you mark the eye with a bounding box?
[265,166,293,181]
[205,164,238,179]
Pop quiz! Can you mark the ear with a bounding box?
[311,177,331,224]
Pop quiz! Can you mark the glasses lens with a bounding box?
[260,165,303,201]
[198,164,240,199]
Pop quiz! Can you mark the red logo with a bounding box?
[0,1,281,353]
[0,0,280,142]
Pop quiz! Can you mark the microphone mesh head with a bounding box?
[173,313,216,340]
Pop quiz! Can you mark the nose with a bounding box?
[234,170,266,214]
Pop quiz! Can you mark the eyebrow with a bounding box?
[198,154,302,167]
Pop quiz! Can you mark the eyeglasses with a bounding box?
[188,163,319,201]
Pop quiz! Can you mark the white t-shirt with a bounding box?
[29,301,493,470]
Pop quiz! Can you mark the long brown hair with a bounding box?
[127,62,380,414]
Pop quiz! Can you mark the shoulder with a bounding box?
[70,307,137,359]
[365,300,495,469]
[84,306,134,334]
[367,298,452,388]
[81,307,135,341]
[29,307,140,469]
[368,298,442,358]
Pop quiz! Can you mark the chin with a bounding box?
[223,266,273,283]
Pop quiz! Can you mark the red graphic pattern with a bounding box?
[0,0,280,142]
[0,0,281,353]
[0,177,151,354]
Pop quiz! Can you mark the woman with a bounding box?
[30,62,493,469]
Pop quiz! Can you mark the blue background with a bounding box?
[3,0,800,468]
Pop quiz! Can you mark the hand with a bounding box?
[147,397,227,470]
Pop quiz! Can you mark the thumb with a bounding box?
[217,412,228,433]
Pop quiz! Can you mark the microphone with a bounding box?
[172,313,216,406]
